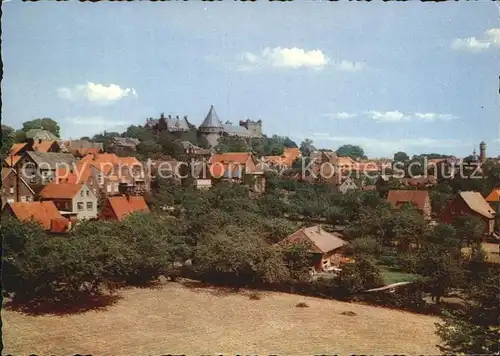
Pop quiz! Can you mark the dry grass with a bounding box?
[2,280,441,355]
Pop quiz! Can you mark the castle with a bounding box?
[144,106,263,148]
[198,106,262,148]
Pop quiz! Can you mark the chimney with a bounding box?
[38,139,42,144]
[184,115,188,121]
[168,115,172,119]
[317,224,321,233]
[160,113,164,119]
[176,115,180,120]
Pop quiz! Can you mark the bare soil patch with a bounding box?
[2,280,441,355]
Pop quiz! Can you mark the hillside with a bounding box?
[3,280,441,355]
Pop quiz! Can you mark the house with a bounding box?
[56,162,100,198]
[59,140,104,155]
[441,191,496,236]
[208,152,266,193]
[145,113,191,133]
[39,182,98,220]
[387,190,432,220]
[3,142,33,169]
[261,147,302,171]
[98,195,150,221]
[25,129,58,142]
[278,225,349,273]
[20,151,76,189]
[209,152,266,192]
[78,153,149,196]
[402,176,437,188]
[110,137,141,152]
[1,168,36,208]
[30,139,60,153]
[3,201,71,233]
[336,156,356,171]
[485,188,500,213]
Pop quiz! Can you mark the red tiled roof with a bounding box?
[387,190,429,211]
[106,196,150,221]
[79,153,141,175]
[209,152,253,165]
[39,182,83,199]
[486,188,500,202]
[33,140,58,153]
[9,143,27,156]
[8,201,68,231]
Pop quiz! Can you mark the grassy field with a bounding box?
[379,266,421,285]
[2,279,441,355]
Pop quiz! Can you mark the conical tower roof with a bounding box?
[200,105,223,129]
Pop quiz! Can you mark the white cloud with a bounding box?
[292,132,461,157]
[323,112,357,120]
[414,112,458,121]
[451,28,500,52]
[57,82,138,104]
[231,47,365,72]
[367,110,409,123]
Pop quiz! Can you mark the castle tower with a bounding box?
[199,105,224,148]
[239,119,262,138]
[479,141,486,162]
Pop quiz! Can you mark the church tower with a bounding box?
[479,141,486,162]
[198,105,224,148]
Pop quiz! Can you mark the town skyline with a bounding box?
[2,1,499,157]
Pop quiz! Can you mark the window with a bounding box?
[80,190,84,197]
[21,196,26,202]
[86,190,90,197]
[9,186,14,194]
[86,202,93,210]
[30,175,36,184]
[107,184,111,193]
[77,202,84,211]
[113,183,119,192]
[25,196,32,202]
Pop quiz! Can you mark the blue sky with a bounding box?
[2,1,499,158]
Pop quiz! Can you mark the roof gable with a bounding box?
[387,190,429,211]
[280,226,348,254]
[459,191,495,219]
[106,196,150,221]
[7,201,67,231]
[40,182,84,199]
[485,188,500,202]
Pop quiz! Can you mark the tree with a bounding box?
[299,139,316,156]
[336,144,366,160]
[452,215,485,247]
[283,137,298,148]
[124,125,155,142]
[393,151,409,163]
[193,231,289,288]
[436,270,499,354]
[22,118,60,137]
[416,223,464,304]
[384,206,427,251]
[1,124,15,159]
[215,136,250,153]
